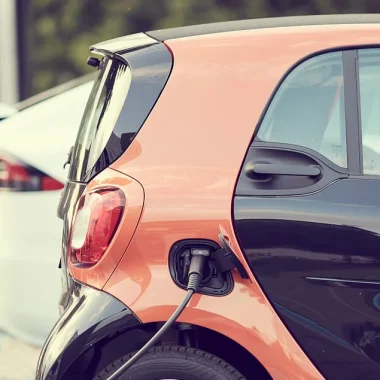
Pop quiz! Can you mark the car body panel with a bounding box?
[234,179,380,380]
[50,21,380,380]
[229,31,380,379]
[103,25,380,380]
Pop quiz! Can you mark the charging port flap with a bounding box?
[215,233,249,280]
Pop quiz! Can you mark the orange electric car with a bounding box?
[37,14,380,380]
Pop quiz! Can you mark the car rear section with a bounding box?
[38,15,380,380]
[55,33,173,313]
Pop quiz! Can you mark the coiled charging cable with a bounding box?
[107,248,210,380]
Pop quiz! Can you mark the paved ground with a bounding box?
[0,331,41,380]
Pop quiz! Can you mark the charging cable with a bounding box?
[106,248,211,380]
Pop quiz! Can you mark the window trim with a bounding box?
[342,50,363,175]
[250,47,380,177]
[354,48,380,178]
[254,49,350,171]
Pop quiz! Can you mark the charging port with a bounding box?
[169,239,234,296]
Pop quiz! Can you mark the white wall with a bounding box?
[0,0,19,104]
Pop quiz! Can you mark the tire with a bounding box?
[94,345,246,380]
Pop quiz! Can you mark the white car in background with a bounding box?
[0,102,17,121]
[0,75,94,347]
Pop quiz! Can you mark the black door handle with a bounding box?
[248,163,321,177]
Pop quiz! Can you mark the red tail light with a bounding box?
[0,150,63,192]
[69,187,125,265]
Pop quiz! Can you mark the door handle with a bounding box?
[247,163,321,177]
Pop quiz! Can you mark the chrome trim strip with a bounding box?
[90,32,158,55]
[306,276,380,288]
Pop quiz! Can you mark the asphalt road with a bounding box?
[0,331,40,380]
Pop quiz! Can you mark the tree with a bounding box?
[32,0,380,95]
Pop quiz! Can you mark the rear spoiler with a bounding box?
[90,32,158,58]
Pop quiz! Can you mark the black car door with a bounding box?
[233,48,380,380]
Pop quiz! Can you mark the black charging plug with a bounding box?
[187,248,211,291]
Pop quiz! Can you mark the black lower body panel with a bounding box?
[233,180,380,380]
[35,278,140,380]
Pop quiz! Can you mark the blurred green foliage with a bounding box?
[32,0,380,94]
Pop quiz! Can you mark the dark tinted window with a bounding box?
[68,44,172,183]
[69,58,131,182]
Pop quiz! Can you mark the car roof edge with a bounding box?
[145,14,380,42]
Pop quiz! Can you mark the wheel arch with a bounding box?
[64,321,272,380]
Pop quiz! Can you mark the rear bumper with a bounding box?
[35,278,140,380]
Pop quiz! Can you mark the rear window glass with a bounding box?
[68,57,131,182]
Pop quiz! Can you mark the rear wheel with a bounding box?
[94,345,246,380]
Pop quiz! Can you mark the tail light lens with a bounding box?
[69,187,125,265]
[0,150,63,192]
